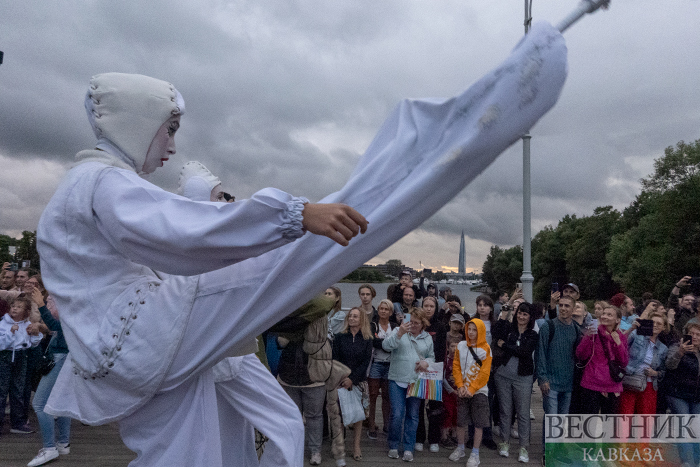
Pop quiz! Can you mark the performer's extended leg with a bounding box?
[216,354,304,467]
[119,370,223,467]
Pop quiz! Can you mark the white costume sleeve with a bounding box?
[93,169,307,276]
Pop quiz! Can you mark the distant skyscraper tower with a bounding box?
[458,230,466,275]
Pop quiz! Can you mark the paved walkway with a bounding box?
[1,391,545,466]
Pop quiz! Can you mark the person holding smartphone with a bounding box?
[665,322,700,466]
[619,313,668,415]
[382,307,434,462]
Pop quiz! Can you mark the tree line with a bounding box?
[482,139,700,301]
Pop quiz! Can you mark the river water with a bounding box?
[332,282,484,317]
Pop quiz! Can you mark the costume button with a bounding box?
[108,362,114,368]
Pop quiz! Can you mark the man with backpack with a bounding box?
[535,296,582,465]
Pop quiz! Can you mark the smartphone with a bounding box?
[516,282,523,291]
[10,263,18,272]
[588,319,599,334]
[551,282,559,293]
[403,313,411,324]
[637,319,653,336]
[691,277,700,296]
[684,334,693,345]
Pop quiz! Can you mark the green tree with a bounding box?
[433,271,447,282]
[385,259,403,278]
[641,139,700,193]
[0,234,16,265]
[15,231,40,271]
[608,176,700,298]
[564,206,621,300]
[482,245,523,294]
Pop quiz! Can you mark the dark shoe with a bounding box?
[10,423,35,434]
[367,430,378,440]
[440,438,456,449]
[482,438,498,450]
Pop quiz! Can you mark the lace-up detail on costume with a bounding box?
[72,282,161,380]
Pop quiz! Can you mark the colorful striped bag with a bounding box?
[406,362,443,401]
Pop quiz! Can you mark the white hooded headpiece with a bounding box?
[177,161,222,201]
[83,73,185,173]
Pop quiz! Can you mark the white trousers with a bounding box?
[215,355,304,467]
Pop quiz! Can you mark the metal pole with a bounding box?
[520,0,534,303]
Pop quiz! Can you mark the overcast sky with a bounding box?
[1,1,698,273]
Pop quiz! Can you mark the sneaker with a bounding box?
[466,452,481,467]
[492,426,501,438]
[388,449,399,459]
[56,443,70,455]
[519,447,529,463]
[414,443,423,452]
[448,448,465,462]
[402,451,414,462]
[440,438,456,449]
[11,424,35,434]
[336,458,346,467]
[367,430,377,440]
[499,442,510,457]
[511,426,519,439]
[27,448,59,467]
[310,452,322,465]
[429,443,440,453]
[530,409,535,420]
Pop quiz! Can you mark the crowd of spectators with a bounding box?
[4,260,700,467]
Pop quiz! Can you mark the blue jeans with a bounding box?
[33,353,71,447]
[388,380,422,452]
[667,396,700,465]
[541,388,571,447]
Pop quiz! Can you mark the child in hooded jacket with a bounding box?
[450,319,492,467]
[0,296,43,433]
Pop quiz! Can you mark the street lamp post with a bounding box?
[520,0,534,303]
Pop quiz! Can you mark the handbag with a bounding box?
[337,385,366,427]
[622,373,647,392]
[37,335,56,377]
[601,333,625,383]
[406,362,443,401]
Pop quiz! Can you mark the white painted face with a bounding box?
[210,184,224,202]
[142,115,180,174]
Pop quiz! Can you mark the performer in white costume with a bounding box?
[178,161,304,467]
[38,22,568,467]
